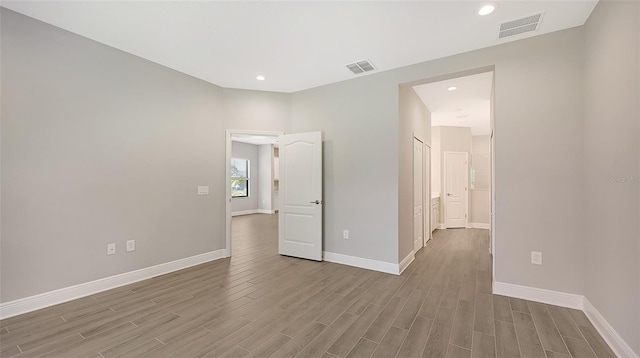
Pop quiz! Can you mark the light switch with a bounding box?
[197,186,209,196]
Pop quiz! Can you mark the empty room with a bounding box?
[1,1,638,358]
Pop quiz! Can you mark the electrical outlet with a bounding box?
[126,240,136,252]
[531,251,542,265]
[107,243,116,255]
[343,230,349,239]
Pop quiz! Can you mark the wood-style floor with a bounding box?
[0,214,615,358]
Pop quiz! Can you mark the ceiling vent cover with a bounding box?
[499,13,543,39]
[346,60,376,75]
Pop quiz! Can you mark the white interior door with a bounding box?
[413,137,424,252]
[444,151,468,228]
[424,145,431,245]
[278,131,323,261]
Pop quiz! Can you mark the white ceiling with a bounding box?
[413,71,493,136]
[1,1,597,93]
[231,134,279,146]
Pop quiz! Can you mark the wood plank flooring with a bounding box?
[0,214,615,358]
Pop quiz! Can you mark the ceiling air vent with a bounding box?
[499,13,543,39]
[346,60,376,75]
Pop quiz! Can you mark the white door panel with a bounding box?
[444,152,468,228]
[279,132,323,261]
[283,144,314,205]
[283,213,315,245]
[414,138,424,252]
[425,145,431,245]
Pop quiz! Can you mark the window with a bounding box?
[231,158,249,198]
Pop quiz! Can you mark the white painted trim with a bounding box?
[492,281,584,309]
[398,251,415,274]
[226,129,284,258]
[584,298,639,358]
[0,250,227,319]
[413,134,426,256]
[489,282,630,357]
[232,209,275,216]
[323,251,400,275]
[232,209,259,216]
[438,224,447,230]
[469,223,490,229]
[425,143,431,249]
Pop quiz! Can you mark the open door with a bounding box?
[424,144,431,245]
[278,132,323,261]
[413,137,424,253]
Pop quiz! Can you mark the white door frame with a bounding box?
[443,151,469,229]
[491,130,496,273]
[413,135,425,253]
[225,129,283,257]
[424,143,431,244]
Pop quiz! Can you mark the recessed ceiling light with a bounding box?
[256,75,265,81]
[478,4,496,16]
[448,86,457,91]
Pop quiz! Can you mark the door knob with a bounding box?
[310,200,322,204]
[447,193,453,196]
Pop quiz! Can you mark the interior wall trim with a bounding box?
[0,249,227,319]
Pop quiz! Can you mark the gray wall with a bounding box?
[292,27,586,293]
[291,76,400,264]
[583,0,640,353]
[440,126,472,154]
[231,142,259,213]
[471,135,490,224]
[431,127,442,197]
[1,9,226,302]
[258,144,274,212]
[398,85,432,262]
[223,88,290,133]
[0,9,291,303]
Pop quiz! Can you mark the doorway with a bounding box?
[225,130,282,257]
[413,137,432,252]
[225,130,324,261]
[444,151,469,228]
[408,67,495,280]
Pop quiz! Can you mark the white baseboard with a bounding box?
[492,281,584,309]
[469,223,490,229]
[584,298,639,358]
[0,249,227,319]
[399,251,415,274]
[232,209,275,216]
[232,209,259,216]
[323,251,400,275]
[436,223,489,230]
